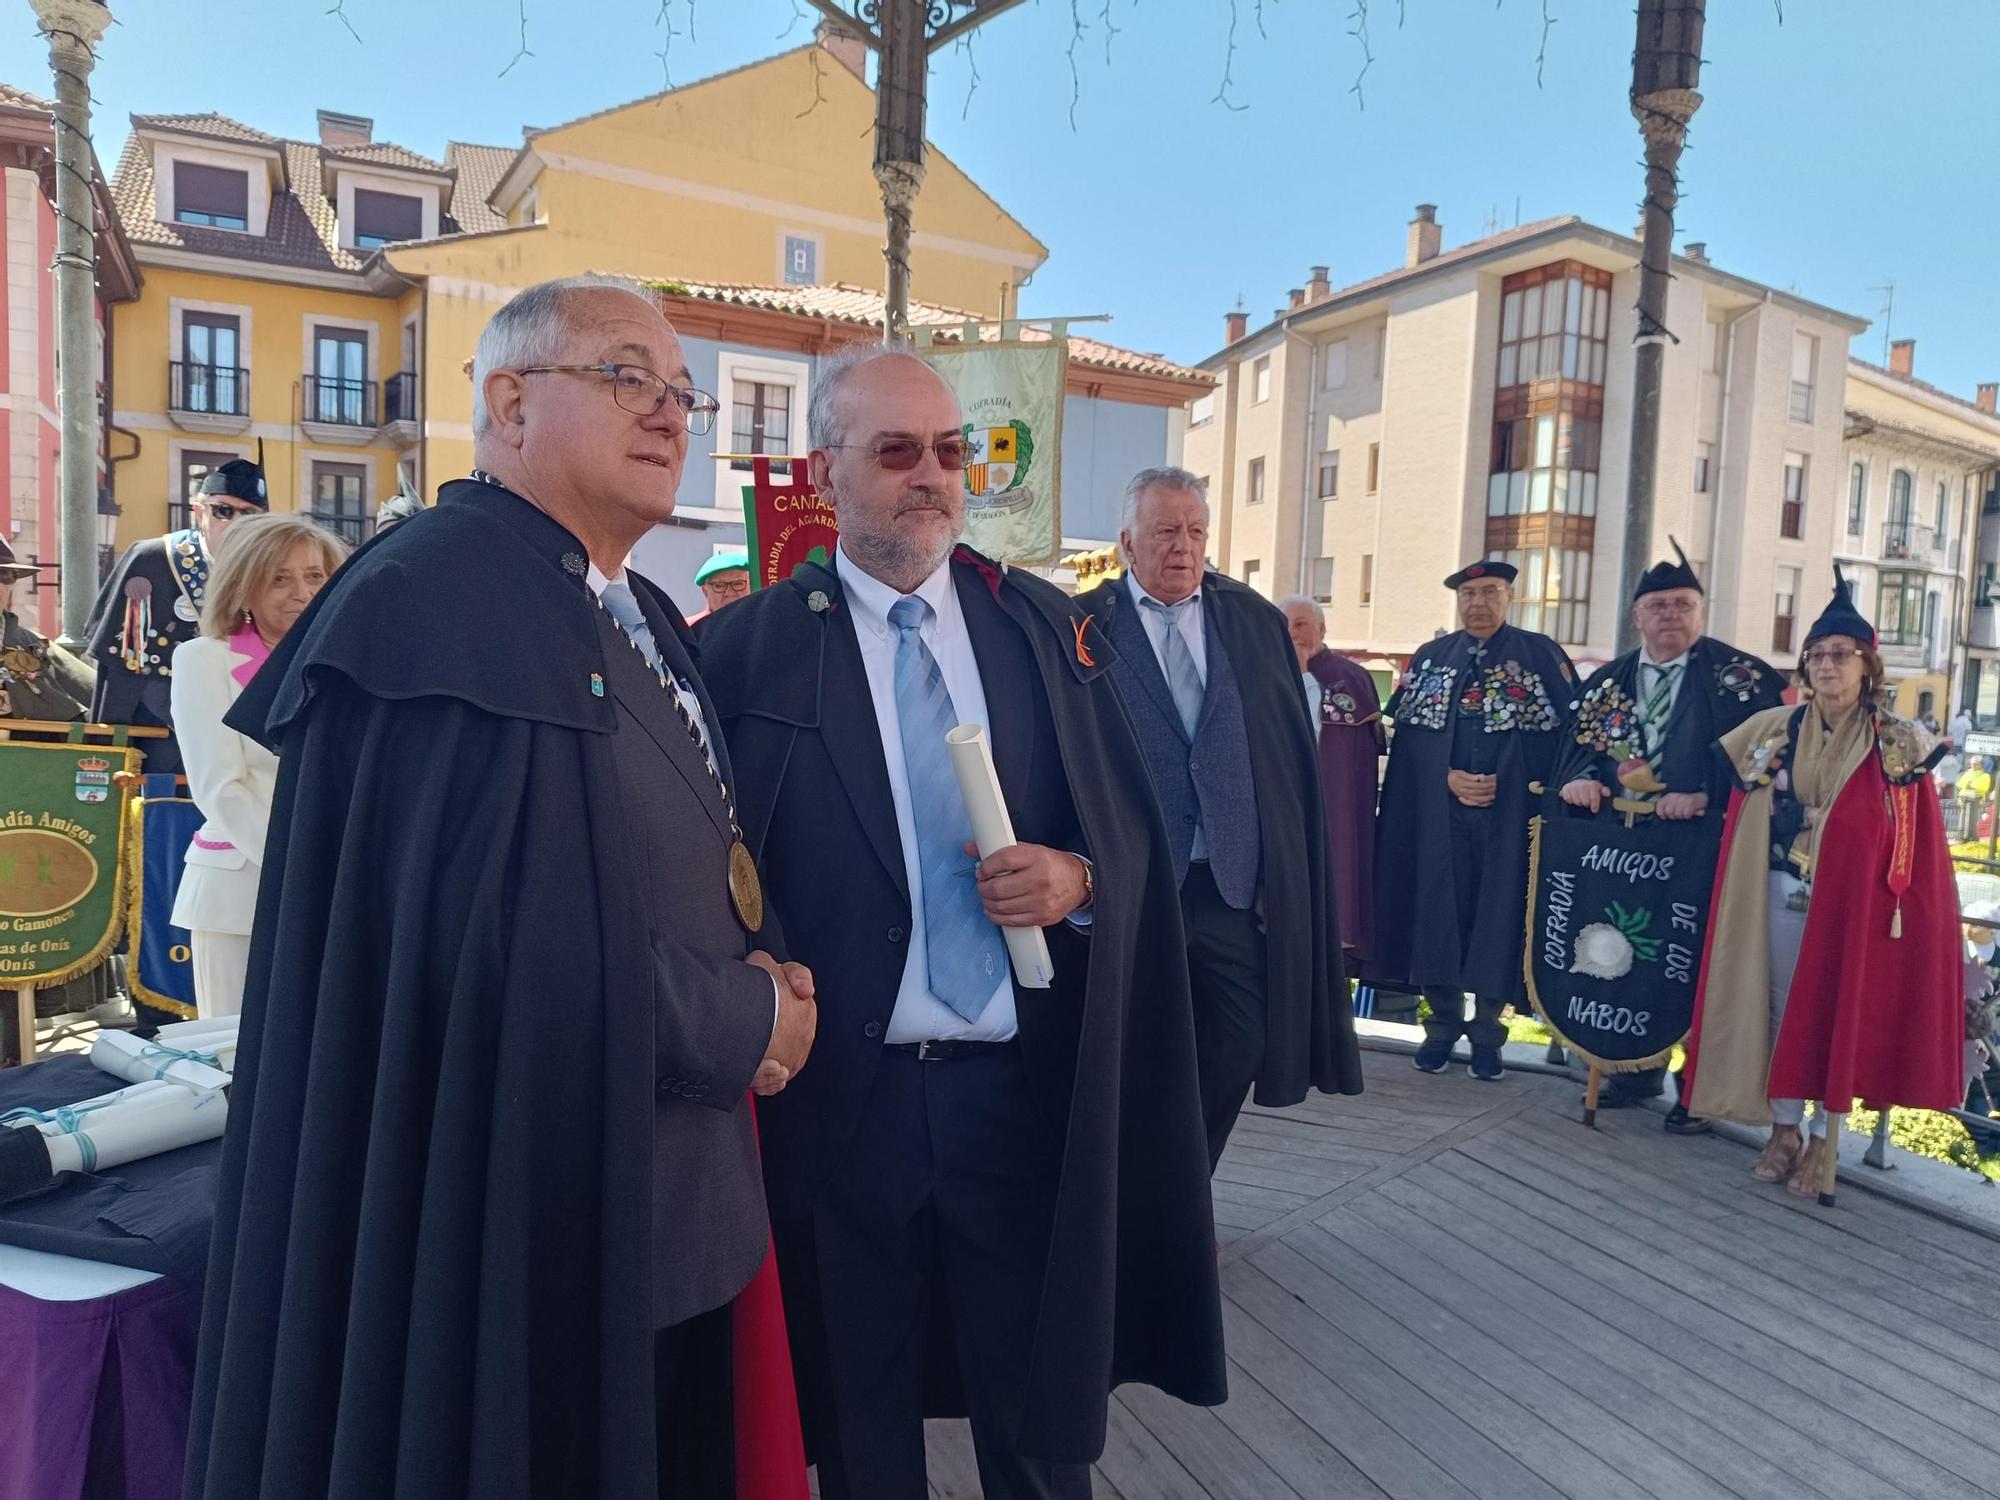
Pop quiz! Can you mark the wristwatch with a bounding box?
[1073,853,1095,911]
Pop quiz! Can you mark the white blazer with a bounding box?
[169,632,278,936]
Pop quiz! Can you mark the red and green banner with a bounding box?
[742,457,839,590]
[0,740,138,987]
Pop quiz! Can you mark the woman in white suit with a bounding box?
[171,514,347,1017]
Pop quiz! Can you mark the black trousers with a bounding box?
[1421,990,1507,1050]
[655,1304,735,1499]
[803,1043,1089,1500]
[1181,861,1270,1171]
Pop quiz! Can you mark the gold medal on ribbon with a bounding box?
[729,840,764,932]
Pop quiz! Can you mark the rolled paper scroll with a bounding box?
[36,1085,228,1175]
[90,1031,231,1094]
[944,723,1054,989]
[155,1016,241,1072]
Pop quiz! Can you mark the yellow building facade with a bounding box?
[106,34,1048,543]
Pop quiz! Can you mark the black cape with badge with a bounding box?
[184,481,663,1498]
[1554,635,1786,800]
[84,530,210,769]
[1075,571,1364,1108]
[696,551,1228,1462]
[1372,623,1578,1004]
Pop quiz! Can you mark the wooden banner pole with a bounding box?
[1582,1062,1602,1128]
[11,983,36,1066]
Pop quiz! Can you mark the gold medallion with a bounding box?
[729,840,764,932]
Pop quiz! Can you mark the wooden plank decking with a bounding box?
[901,1048,2000,1499]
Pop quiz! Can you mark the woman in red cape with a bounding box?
[1684,568,1959,1205]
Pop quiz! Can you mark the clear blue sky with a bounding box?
[7,0,1993,393]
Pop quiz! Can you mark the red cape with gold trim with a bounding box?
[1685,712,1960,1120]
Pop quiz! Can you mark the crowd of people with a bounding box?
[17,270,1974,1496]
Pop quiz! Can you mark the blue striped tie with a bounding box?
[889,596,1004,1020]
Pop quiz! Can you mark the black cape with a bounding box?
[1372,623,1578,1003]
[1554,635,1786,802]
[85,531,208,767]
[185,482,663,1498]
[697,551,1227,1462]
[1076,573,1364,1107]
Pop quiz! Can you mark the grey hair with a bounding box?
[470,274,656,436]
[1120,465,1209,536]
[1276,592,1324,619]
[808,340,940,448]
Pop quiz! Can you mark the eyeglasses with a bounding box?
[1638,600,1700,617]
[518,364,720,434]
[824,437,973,472]
[1802,647,1861,666]
[201,501,259,521]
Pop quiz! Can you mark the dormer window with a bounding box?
[174,162,249,230]
[352,188,423,249]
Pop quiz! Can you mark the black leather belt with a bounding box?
[884,1038,1012,1061]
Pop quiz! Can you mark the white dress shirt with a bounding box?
[1637,646,1691,755]
[1301,672,1324,739]
[837,544,1017,1043]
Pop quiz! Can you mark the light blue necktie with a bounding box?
[1140,595,1206,737]
[600,580,663,677]
[888,596,1004,1021]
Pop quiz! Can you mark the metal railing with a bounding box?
[302,374,377,428]
[1882,520,1946,560]
[310,509,372,548]
[383,371,418,425]
[168,361,249,417]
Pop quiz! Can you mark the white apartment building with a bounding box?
[1182,208,1867,676]
[1839,343,2000,724]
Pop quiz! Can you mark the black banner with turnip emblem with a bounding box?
[1525,799,1718,1070]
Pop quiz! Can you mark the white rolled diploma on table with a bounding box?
[944,723,1054,988]
[34,1084,229,1175]
[154,1016,242,1073]
[90,1030,233,1094]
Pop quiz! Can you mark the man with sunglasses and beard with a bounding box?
[84,456,266,774]
[698,343,1225,1500]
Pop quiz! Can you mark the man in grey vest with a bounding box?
[1078,469,1362,1170]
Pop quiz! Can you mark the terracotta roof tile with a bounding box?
[131,111,283,146]
[1849,357,2000,425]
[0,82,52,113]
[655,279,1210,384]
[445,142,513,234]
[323,141,449,176]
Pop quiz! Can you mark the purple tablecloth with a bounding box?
[0,1277,198,1500]
[0,1053,218,1500]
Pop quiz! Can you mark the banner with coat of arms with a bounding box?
[917,326,1067,566]
[0,740,139,986]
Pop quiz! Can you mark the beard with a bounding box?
[840,486,965,589]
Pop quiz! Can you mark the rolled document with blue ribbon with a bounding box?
[34,1084,228,1176]
[944,723,1055,989]
[90,1031,231,1093]
[154,1016,242,1072]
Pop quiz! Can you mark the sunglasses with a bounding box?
[203,501,261,520]
[825,437,973,472]
[1802,648,1860,666]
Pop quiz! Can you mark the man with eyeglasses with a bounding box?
[1376,558,1579,1082]
[1557,540,1784,1123]
[84,456,266,775]
[185,276,815,1498]
[697,343,1225,1499]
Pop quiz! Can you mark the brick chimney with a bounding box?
[1307,265,1330,302]
[1287,288,1306,311]
[1224,309,1247,345]
[1406,204,1441,268]
[1683,241,1707,262]
[1890,338,1916,377]
[1979,382,1997,415]
[815,17,870,80]
[317,109,373,148]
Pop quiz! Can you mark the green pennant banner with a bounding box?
[0,740,137,987]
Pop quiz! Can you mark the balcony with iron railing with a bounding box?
[301,375,379,445]
[168,361,252,435]
[380,371,420,442]
[1881,519,1957,568]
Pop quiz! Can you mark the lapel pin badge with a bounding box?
[590,672,605,697]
